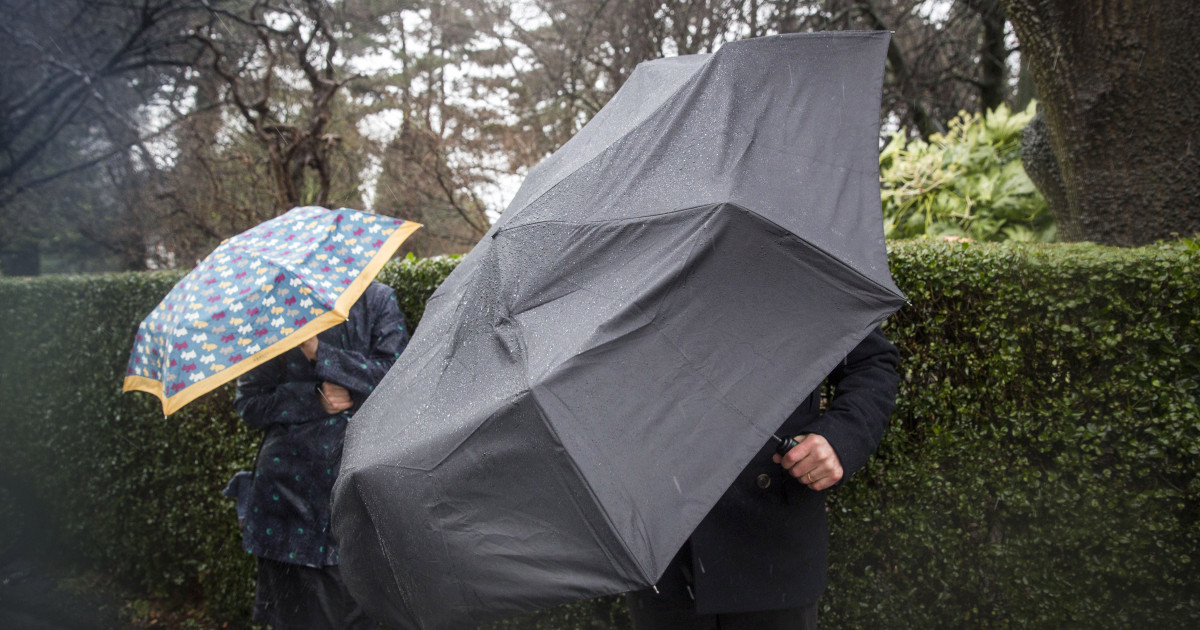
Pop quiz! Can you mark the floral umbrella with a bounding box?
[123,206,419,415]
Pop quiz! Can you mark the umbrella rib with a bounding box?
[501,202,905,305]
[525,385,659,585]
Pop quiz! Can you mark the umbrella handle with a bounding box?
[772,434,800,456]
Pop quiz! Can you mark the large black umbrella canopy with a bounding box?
[333,31,903,630]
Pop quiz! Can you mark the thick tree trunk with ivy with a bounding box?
[1002,0,1200,245]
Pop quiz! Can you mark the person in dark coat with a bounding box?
[626,327,899,629]
[233,282,408,629]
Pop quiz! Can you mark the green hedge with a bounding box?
[1,243,1197,628]
[0,255,458,623]
[826,240,1200,627]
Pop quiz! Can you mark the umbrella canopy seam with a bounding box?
[367,410,656,587]
[495,202,904,303]
[525,387,658,585]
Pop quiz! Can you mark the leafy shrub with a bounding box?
[2,242,1198,628]
[375,253,462,326]
[880,104,1055,243]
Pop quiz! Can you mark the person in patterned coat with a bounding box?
[232,282,408,629]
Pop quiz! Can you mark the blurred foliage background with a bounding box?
[880,103,1054,243]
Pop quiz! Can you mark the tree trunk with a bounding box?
[974,0,1009,113]
[1001,0,1200,245]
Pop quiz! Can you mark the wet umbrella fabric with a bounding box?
[123,206,419,416]
[333,32,904,630]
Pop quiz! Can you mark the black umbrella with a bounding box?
[332,31,904,630]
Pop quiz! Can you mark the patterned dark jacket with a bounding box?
[650,327,899,613]
[233,282,408,567]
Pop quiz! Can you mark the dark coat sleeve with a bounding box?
[313,285,408,399]
[803,327,899,480]
[233,354,326,429]
[234,284,408,429]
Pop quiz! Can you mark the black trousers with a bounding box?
[253,557,377,629]
[626,591,818,630]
